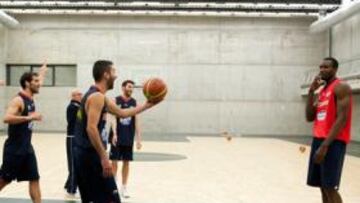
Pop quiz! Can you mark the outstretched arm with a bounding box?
[106,97,154,118]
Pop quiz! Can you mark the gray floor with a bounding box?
[0,133,359,203]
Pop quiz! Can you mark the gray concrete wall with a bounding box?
[0,25,7,131]
[331,12,360,141]
[1,14,325,136]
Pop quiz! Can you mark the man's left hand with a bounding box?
[314,145,328,164]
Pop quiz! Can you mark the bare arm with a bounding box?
[305,90,317,122]
[109,114,118,146]
[38,60,48,86]
[108,99,117,135]
[86,93,113,177]
[106,97,152,118]
[108,114,117,136]
[306,75,322,122]
[322,83,352,147]
[135,115,141,143]
[85,93,108,160]
[3,96,34,124]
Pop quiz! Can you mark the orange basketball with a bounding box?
[143,78,167,103]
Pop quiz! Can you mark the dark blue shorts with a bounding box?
[74,147,121,203]
[109,145,133,161]
[0,151,40,182]
[307,137,346,189]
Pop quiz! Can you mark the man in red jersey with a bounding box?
[305,57,352,203]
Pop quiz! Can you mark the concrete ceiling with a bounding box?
[0,0,342,16]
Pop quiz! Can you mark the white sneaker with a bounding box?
[65,192,80,199]
[121,186,130,198]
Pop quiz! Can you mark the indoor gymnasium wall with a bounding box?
[2,14,325,136]
[331,12,360,142]
[0,25,7,131]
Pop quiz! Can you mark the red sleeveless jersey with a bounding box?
[313,78,352,144]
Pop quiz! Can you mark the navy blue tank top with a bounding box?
[66,100,81,136]
[74,86,108,149]
[5,92,35,155]
[115,96,136,146]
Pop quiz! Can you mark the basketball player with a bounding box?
[64,89,82,196]
[109,80,141,198]
[306,57,352,203]
[0,63,47,203]
[74,60,161,203]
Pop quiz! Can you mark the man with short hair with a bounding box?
[306,57,352,203]
[0,63,47,203]
[109,80,142,198]
[74,60,162,203]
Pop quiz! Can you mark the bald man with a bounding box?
[0,80,4,86]
[64,89,82,197]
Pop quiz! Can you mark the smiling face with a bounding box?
[104,65,117,90]
[20,72,41,94]
[28,75,41,94]
[122,82,134,97]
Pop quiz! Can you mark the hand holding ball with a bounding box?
[143,78,167,104]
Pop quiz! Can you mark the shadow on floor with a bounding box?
[134,152,187,162]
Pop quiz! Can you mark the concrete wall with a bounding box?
[331,12,360,141]
[0,25,7,131]
[1,14,325,136]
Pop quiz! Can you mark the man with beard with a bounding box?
[306,57,352,203]
[74,60,162,203]
[109,80,141,198]
[0,63,47,203]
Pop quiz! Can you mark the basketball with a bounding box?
[143,78,167,103]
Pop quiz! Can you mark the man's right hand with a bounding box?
[309,75,323,92]
[112,135,118,146]
[101,157,113,177]
[29,112,42,121]
[145,98,164,109]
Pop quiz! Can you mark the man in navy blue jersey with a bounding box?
[74,60,162,203]
[109,80,142,198]
[0,63,47,203]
